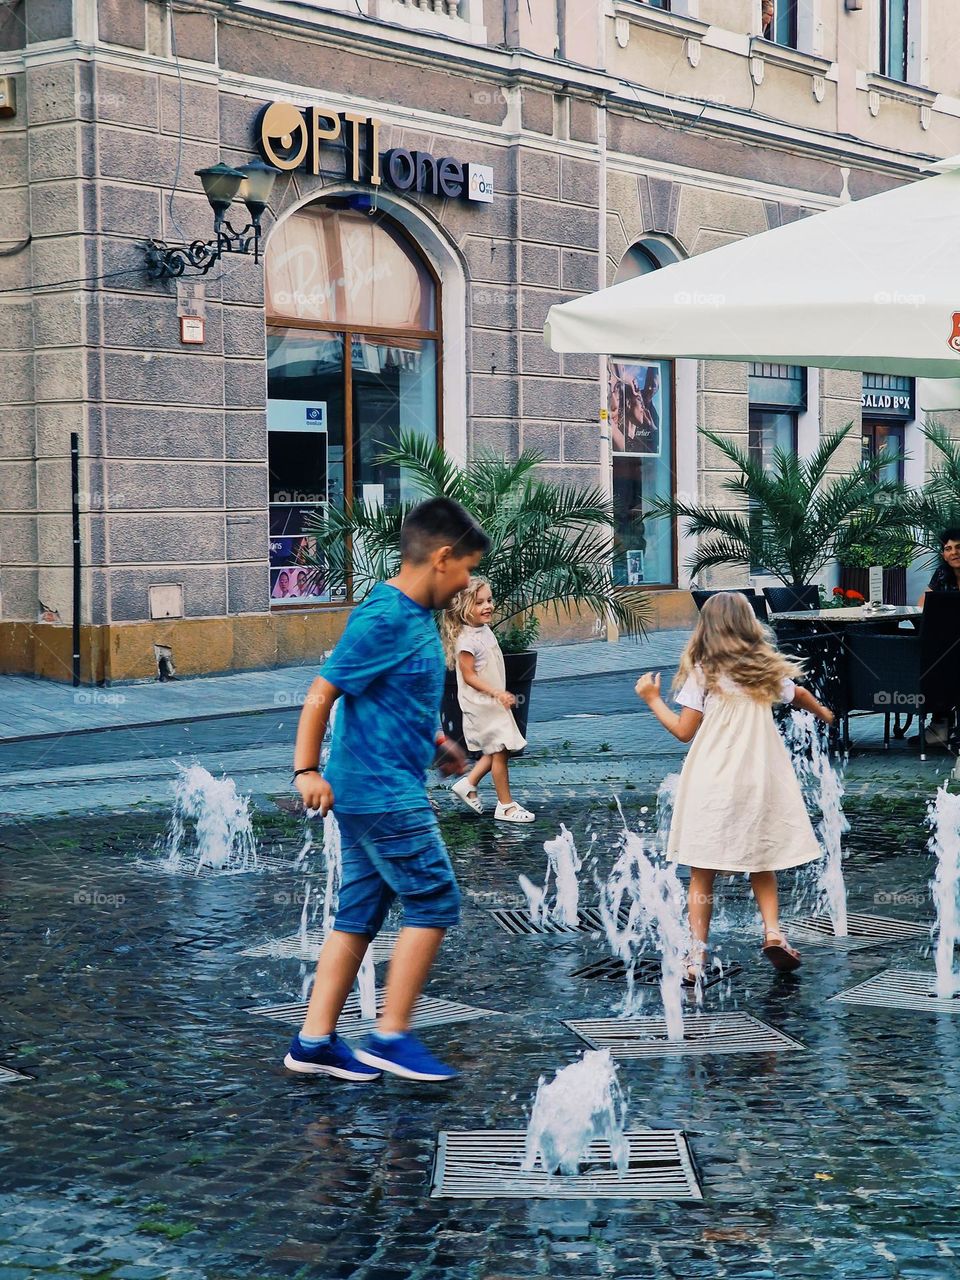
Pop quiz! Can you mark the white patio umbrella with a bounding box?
[544,155,960,394]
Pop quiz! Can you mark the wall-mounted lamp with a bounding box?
[844,0,863,10]
[143,158,280,278]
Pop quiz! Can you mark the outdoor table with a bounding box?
[772,606,920,623]
[769,605,922,745]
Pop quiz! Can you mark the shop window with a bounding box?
[265,205,440,606]
[880,0,910,81]
[608,240,677,588]
[748,364,805,573]
[861,373,914,486]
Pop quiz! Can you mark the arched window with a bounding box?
[265,202,441,606]
[607,239,676,588]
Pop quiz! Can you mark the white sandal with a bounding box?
[494,800,535,823]
[451,777,483,814]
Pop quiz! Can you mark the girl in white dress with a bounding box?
[635,592,833,977]
[441,577,534,823]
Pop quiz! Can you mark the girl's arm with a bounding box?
[791,685,834,725]
[635,672,703,743]
[458,651,515,707]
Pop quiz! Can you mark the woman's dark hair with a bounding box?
[939,528,960,547]
[400,497,491,564]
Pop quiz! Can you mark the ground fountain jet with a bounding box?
[599,825,690,1041]
[160,762,259,874]
[783,710,849,935]
[519,823,582,927]
[521,1048,630,1178]
[928,784,960,998]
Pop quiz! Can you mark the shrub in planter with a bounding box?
[303,431,650,750]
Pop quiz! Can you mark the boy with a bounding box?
[284,497,490,1083]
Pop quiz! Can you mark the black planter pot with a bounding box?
[441,649,538,756]
[838,565,907,606]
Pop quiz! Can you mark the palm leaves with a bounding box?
[649,424,908,587]
[302,430,649,649]
[902,421,960,564]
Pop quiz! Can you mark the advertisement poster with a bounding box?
[607,362,663,458]
[625,549,645,586]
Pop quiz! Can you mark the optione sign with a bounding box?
[256,101,494,204]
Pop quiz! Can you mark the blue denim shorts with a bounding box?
[334,806,461,937]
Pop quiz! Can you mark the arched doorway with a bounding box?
[607,238,678,588]
[264,200,442,606]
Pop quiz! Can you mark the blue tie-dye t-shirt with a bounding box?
[320,582,444,814]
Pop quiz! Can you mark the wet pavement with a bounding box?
[2,791,960,1280]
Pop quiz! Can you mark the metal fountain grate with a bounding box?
[565,1011,805,1059]
[193,854,294,876]
[487,904,626,937]
[431,1129,702,1199]
[240,929,398,962]
[785,912,930,951]
[247,991,497,1036]
[571,955,742,992]
[830,968,960,1015]
[0,1065,30,1084]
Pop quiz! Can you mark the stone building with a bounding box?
[1,0,958,682]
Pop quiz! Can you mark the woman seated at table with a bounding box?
[917,527,960,607]
[914,528,960,747]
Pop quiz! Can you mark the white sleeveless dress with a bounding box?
[667,667,822,874]
[455,624,526,755]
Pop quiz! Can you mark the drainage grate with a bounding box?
[193,855,293,876]
[830,968,960,1015]
[431,1130,702,1200]
[571,955,742,992]
[247,992,497,1036]
[487,904,625,937]
[565,1011,805,1059]
[240,929,398,962]
[785,912,930,950]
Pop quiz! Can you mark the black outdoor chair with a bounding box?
[763,584,821,614]
[691,588,768,624]
[842,593,960,757]
[843,627,926,756]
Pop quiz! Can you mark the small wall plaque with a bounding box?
[180,316,204,345]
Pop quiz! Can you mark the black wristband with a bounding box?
[291,766,320,783]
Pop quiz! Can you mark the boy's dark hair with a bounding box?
[940,528,960,547]
[400,498,490,564]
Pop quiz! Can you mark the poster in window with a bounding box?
[608,362,662,457]
[625,549,645,586]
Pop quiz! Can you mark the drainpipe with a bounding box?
[597,93,616,643]
[71,431,80,687]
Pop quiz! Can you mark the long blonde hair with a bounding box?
[674,592,803,702]
[441,575,491,669]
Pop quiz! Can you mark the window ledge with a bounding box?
[748,37,832,77]
[370,0,486,44]
[864,72,937,106]
[611,1,710,44]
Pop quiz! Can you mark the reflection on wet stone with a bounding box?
[0,795,958,1276]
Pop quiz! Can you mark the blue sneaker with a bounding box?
[283,1032,382,1081]
[354,1032,458,1081]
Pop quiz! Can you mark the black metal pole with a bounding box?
[70,431,80,687]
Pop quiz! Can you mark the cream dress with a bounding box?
[455,624,526,755]
[667,666,822,873]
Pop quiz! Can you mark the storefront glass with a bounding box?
[609,243,676,587]
[265,205,440,605]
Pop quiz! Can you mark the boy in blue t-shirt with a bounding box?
[284,497,490,1083]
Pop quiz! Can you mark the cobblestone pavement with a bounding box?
[2,791,960,1280]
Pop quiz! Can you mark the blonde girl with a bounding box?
[441,577,534,823]
[635,591,833,978]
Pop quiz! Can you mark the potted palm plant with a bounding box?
[901,420,960,566]
[648,424,907,588]
[302,431,650,748]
